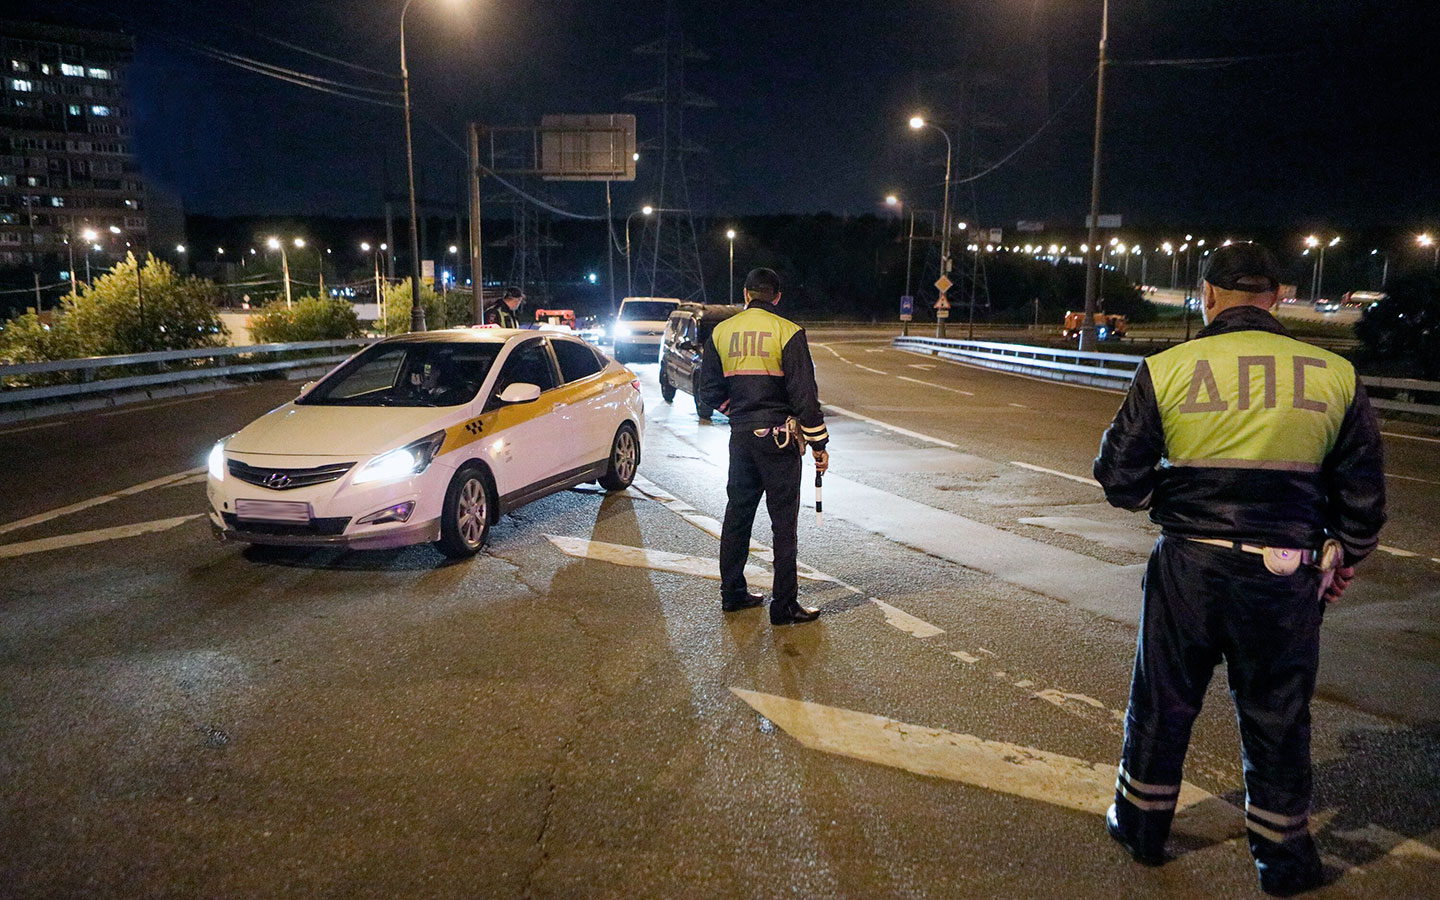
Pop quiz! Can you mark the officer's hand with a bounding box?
[813,448,829,474]
[1324,565,1355,604]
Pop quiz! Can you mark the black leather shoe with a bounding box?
[770,599,820,625]
[722,592,765,612]
[1258,860,1326,897]
[1106,805,1166,866]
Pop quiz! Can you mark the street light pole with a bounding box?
[400,0,426,332]
[624,206,653,298]
[726,229,737,304]
[1418,233,1438,269]
[1079,0,1110,352]
[909,117,953,338]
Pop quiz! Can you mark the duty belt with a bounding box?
[1187,537,1343,575]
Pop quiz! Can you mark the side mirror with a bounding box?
[678,340,697,353]
[496,382,542,404]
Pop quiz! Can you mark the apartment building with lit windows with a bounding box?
[0,20,145,275]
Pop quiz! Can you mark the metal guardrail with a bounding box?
[892,336,1440,418]
[0,339,373,412]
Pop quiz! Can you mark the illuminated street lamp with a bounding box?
[909,115,954,338]
[623,206,654,298]
[725,229,738,304]
[267,236,295,309]
[1419,233,1438,269]
[1304,234,1340,302]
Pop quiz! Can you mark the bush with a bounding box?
[0,253,226,362]
[249,294,363,344]
[381,280,476,334]
[1356,271,1440,377]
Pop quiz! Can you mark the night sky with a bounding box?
[25,0,1440,229]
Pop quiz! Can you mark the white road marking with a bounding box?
[1009,461,1101,487]
[0,515,200,560]
[864,348,886,353]
[545,534,776,585]
[907,363,937,370]
[893,345,1128,394]
[812,343,851,364]
[630,475,772,561]
[1377,544,1419,558]
[0,467,204,537]
[1008,402,1029,409]
[854,364,890,376]
[0,419,69,437]
[822,404,959,449]
[951,651,980,664]
[1328,824,1440,862]
[1386,472,1440,486]
[730,688,1225,819]
[1018,516,1155,555]
[895,375,974,396]
[871,599,944,638]
[1033,689,1124,722]
[96,395,212,418]
[1382,430,1440,444]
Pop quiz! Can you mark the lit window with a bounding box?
[11,78,33,92]
[90,105,110,116]
[0,175,13,187]
[60,63,83,77]
[10,60,30,73]
[87,67,110,80]
[51,196,65,207]
[68,104,80,115]
[40,63,51,75]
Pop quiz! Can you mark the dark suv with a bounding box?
[658,302,742,419]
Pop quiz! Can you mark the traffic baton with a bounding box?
[815,470,824,527]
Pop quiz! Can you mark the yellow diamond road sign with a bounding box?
[934,274,953,294]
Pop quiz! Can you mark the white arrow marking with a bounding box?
[0,515,201,560]
[730,688,1222,818]
[1009,461,1101,487]
[896,375,974,396]
[871,599,944,638]
[544,534,838,589]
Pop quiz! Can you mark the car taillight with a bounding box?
[631,379,642,391]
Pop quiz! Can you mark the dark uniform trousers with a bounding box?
[719,428,802,606]
[1115,535,1324,880]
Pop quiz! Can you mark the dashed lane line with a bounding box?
[0,466,204,537]
[822,403,959,449]
[1382,431,1440,444]
[854,364,890,376]
[895,375,974,396]
[0,515,201,560]
[0,419,69,437]
[1009,461,1101,487]
[1386,472,1440,486]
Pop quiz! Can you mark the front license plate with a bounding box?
[235,499,312,523]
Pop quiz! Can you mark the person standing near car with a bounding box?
[1093,242,1386,896]
[699,267,830,625]
[485,286,524,328]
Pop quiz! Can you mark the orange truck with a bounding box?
[1063,311,1128,341]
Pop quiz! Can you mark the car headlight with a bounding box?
[208,441,226,481]
[352,430,446,485]
[614,325,632,338]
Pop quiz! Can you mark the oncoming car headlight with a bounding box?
[352,431,447,485]
[614,325,633,338]
[208,440,227,481]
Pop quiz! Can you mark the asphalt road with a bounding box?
[1,332,1436,900]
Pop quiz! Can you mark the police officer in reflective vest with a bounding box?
[699,267,830,625]
[485,287,524,328]
[1094,242,1385,896]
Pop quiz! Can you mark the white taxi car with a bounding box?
[207,328,644,558]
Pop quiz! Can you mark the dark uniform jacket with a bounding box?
[485,303,519,328]
[698,304,829,449]
[1094,305,1385,564]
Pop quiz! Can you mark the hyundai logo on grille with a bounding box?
[262,472,292,489]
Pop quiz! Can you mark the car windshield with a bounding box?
[300,341,502,407]
[619,301,677,321]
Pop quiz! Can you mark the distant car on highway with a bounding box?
[1314,298,1342,313]
[658,302,742,420]
[612,297,679,362]
[207,329,644,558]
[1342,290,1387,308]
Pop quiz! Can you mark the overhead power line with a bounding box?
[1111,51,1303,69]
[949,66,1098,188]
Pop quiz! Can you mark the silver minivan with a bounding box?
[612,297,680,363]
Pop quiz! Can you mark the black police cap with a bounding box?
[1202,242,1281,293]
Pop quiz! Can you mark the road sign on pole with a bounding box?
[900,295,914,321]
[934,274,953,295]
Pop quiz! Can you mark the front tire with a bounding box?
[693,374,713,420]
[599,424,641,491]
[436,464,491,559]
[659,369,676,402]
